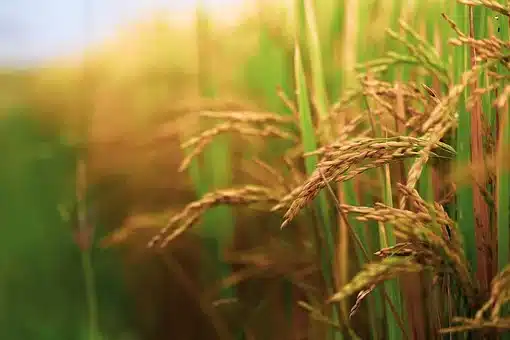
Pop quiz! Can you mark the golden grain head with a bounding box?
[328,257,424,303]
[276,136,452,227]
[178,120,298,172]
[147,185,282,248]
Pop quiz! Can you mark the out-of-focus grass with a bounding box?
[1,7,298,339]
[0,109,137,339]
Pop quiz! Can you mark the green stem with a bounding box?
[454,0,477,279]
[496,0,510,274]
[81,249,100,340]
[496,17,510,340]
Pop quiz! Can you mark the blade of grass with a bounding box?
[361,88,405,340]
[195,4,238,338]
[76,162,101,340]
[381,163,405,340]
[302,0,362,337]
[77,11,101,337]
[302,0,331,140]
[454,0,478,284]
[383,0,405,81]
[250,3,297,336]
[293,40,342,339]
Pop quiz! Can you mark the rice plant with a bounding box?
[127,0,510,338]
[7,0,510,339]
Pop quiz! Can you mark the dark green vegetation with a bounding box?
[0,110,136,339]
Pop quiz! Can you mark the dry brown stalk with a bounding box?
[147,186,282,248]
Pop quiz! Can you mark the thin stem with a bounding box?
[318,168,410,340]
[81,249,100,340]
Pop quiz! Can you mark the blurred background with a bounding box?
[1,1,300,339]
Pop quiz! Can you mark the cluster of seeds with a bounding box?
[148,185,282,248]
